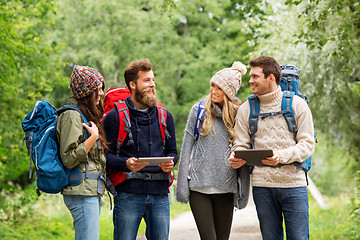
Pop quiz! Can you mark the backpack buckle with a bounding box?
[144,173,153,180]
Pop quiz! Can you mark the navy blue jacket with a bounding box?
[103,97,178,194]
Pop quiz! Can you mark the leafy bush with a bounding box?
[0,0,67,190]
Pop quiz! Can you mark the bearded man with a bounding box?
[103,59,178,240]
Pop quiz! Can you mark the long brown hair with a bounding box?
[77,85,109,153]
[200,94,241,142]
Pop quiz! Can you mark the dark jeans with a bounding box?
[113,192,170,240]
[189,190,234,240]
[253,186,309,240]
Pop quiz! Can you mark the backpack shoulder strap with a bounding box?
[194,100,206,141]
[114,100,133,155]
[57,105,88,123]
[282,91,313,174]
[281,91,297,141]
[156,103,169,145]
[56,105,89,139]
[248,94,260,148]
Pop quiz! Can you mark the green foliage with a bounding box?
[0,0,67,189]
[309,191,359,239]
[283,0,360,161]
[0,190,73,240]
[310,134,356,196]
[0,182,37,224]
[349,171,360,239]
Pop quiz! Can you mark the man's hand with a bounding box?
[262,151,280,166]
[228,152,246,169]
[126,157,148,172]
[159,160,174,173]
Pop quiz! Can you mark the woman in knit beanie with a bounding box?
[176,61,250,240]
[56,65,108,240]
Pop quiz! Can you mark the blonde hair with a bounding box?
[200,95,241,142]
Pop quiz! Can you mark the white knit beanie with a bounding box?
[210,61,247,100]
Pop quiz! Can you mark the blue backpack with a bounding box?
[279,65,308,104]
[248,65,316,174]
[194,100,206,140]
[22,101,104,195]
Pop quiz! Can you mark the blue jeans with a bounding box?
[113,192,170,240]
[253,187,309,240]
[63,195,101,240]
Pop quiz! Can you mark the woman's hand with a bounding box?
[82,121,99,138]
[82,121,99,153]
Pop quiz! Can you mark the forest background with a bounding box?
[1,0,359,239]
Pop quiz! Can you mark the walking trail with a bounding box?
[137,191,262,240]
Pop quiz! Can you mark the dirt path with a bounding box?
[168,196,261,240]
[137,192,262,240]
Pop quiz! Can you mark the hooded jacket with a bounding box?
[56,97,106,196]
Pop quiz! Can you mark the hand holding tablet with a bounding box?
[137,156,174,166]
[234,149,273,165]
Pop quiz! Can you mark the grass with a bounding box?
[0,193,74,239]
[309,193,359,240]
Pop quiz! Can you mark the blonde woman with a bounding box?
[177,61,250,240]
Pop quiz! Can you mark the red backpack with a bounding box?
[103,87,174,187]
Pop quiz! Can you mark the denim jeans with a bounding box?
[253,187,309,240]
[63,195,101,240]
[113,192,170,240]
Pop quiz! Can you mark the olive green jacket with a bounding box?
[56,97,106,196]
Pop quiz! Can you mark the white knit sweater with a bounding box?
[232,87,315,188]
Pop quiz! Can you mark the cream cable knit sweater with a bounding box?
[232,87,315,188]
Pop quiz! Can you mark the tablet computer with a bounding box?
[234,149,273,165]
[137,156,174,166]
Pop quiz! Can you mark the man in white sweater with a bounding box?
[229,56,315,240]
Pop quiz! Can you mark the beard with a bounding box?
[134,87,158,108]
